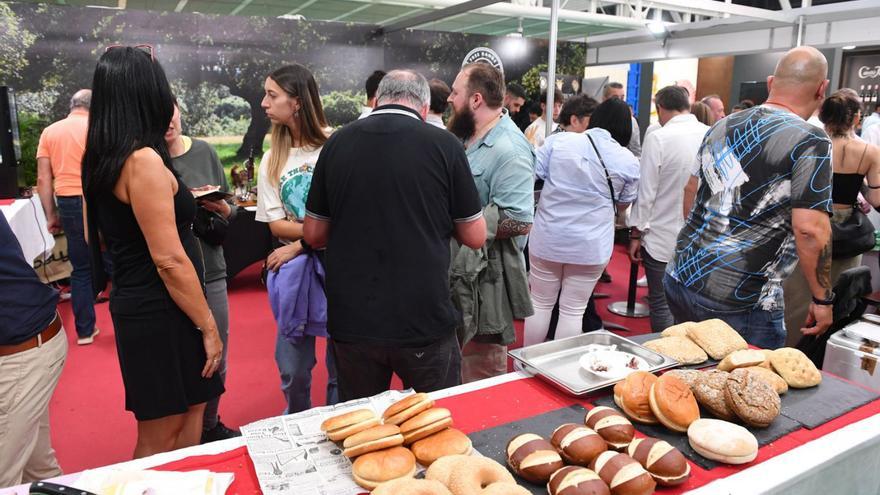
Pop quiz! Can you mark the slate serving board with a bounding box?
[627,332,719,369]
[467,404,589,495]
[780,372,879,429]
[590,394,801,470]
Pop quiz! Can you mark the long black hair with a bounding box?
[588,98,633,147]
[82,46,175,200]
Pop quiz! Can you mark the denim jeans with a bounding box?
[663,273,786,349]
[202,279,229,430]
[642,247,674,333]
[56,196,96,338]
[275,332,338,415]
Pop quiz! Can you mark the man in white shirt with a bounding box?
[358,70,386,120]
[524,89,562,148]
[627,85,709,332]
[427,78,450,129]
[864,120,880,146]
[863,103,880,134]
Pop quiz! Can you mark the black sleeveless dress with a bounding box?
[95,169,224,421]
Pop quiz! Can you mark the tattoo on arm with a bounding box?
[816,240,832,298]
[496,218,532,239]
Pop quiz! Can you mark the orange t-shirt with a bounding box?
[36,109,89,197]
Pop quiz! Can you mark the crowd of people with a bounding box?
[4,43,880,487]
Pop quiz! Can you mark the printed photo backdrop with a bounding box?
[0,1,585,181]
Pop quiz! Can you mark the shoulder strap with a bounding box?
[586,133,618,216]
[856,142,870,175]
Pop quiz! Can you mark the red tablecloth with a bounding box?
[155,375,880,494]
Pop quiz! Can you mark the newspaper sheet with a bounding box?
[241,389,414,495]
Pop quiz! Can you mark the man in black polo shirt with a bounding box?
[0,214,67,487]
[304,69,486,401]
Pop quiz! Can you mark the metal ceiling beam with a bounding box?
[450,15,511,33]
[353,0,647,30]
[229,0,253,16]
[281,0,320,17]
[331,3,373,22]
[374,0,503,35]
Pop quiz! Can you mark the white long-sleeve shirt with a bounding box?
[628,113,708,263]
[530,128,640,265]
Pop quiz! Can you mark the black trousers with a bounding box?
[331,332,462,402]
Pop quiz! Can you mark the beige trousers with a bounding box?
[0,327,67,487]
[461,341,508,383]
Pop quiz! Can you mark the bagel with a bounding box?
[372,478,453,495]
[425,454,472,486]
[447,456,516,495]
[478,482,531,495]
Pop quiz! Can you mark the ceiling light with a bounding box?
[842,45,857,50]
[647,21,667,35]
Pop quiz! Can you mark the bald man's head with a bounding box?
[766,46,829,118]
[772,46,827,88]
[70,89,91,111]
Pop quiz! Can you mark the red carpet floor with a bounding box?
[48,244,650,473]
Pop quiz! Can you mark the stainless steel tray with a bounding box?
[508,330,679,396]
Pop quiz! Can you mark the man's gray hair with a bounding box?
[375,70,430,110]
[70,89,91,111]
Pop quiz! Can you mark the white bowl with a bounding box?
[579,350,649,381]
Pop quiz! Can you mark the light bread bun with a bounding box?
[383,393,435,425]
[351,446,416,490]
[717,349,766,372]
[410,428,472,466]
[400,407,453,445]
[687,418,758,465]
[319,409,379,441]
[342,424,404,458]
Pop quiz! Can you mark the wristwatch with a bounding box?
[812,292,835,306]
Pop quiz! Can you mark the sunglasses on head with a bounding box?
[105,44,155,61]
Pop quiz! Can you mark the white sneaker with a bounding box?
[637,276,648,288]
[77,328,100,345]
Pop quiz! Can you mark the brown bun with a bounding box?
[507,433,565,484]
[383,392,435,425]
[613,372,659,424]
[400,407,453,445]
[584,406,635,450]
[627,437,690,486]
[410,428,472,466]
[649,374,700,432]
[547,466,610,495]
[351,446,416,490]
[724,368,780,428]
[342,424,404,458]
[590,451,655,495]
[319,409,380,442]
[550,424,607,466]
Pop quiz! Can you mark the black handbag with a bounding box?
[192,206,229,246]
[831,207,875,259]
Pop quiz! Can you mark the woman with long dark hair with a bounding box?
[82,46,223,457]
[255,64,337,413]
[524,98,639,346]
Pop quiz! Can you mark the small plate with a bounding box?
[579,350,649,381]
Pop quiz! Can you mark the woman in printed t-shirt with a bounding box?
[255,64,337,413]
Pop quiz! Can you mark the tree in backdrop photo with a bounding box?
[0,2,586,184]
